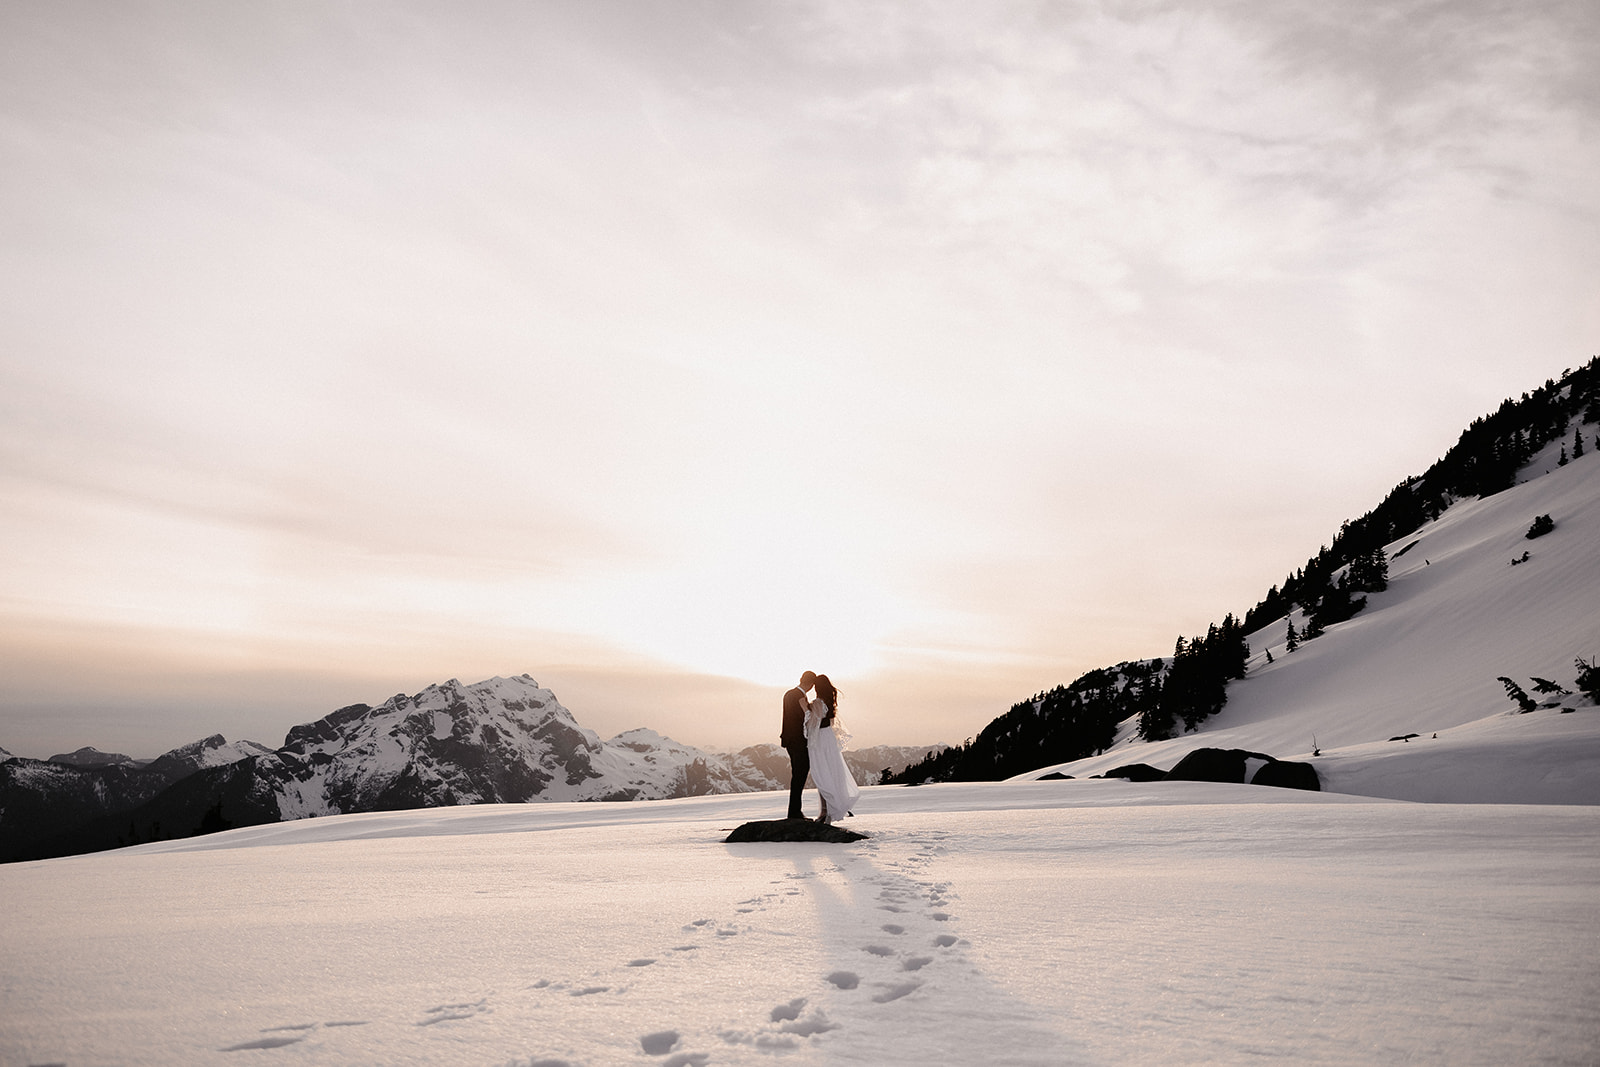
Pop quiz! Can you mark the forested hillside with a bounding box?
[891,356,1600,786]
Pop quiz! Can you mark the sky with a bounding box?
[2,0,1597,759]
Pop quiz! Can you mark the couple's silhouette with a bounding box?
[780,671,860,823]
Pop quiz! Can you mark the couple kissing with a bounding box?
[780,671,861,824]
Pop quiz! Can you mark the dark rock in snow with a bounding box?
[1389,733,1420,742]
[1094,763,1168,782]
[1249,760,1320,791]
[724,819,868,843]
[1159,747,1320,791]
[1165,748,1276,784]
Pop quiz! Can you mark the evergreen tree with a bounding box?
[1498,677,1537,713]
[1347,547,1389,593]
[1285,617,1298,652]
[1574,425,1586,459]
[1307,573,1367,630]
[1576,657,1600,704]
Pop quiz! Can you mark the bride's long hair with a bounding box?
[813,675,850,745]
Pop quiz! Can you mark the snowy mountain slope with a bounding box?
[1037,445,1600,800]
[264,675,636,816]
[0,731,280,860]
[147,734,274,772]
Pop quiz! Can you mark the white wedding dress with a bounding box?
[805,698,861,822]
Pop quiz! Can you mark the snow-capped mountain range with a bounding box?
[0,680,938,861]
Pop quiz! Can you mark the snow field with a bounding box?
[2,782,1596,1065]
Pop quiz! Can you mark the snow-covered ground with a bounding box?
[2,782,1597,1066]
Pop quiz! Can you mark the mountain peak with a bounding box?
[47,746,139,769]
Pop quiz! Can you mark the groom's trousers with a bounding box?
[784,741,810,820]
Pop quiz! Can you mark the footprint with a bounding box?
[418,999,490,1026]
[261,1023,316,1033]
[881,924,905,935]
[569,986,610,997]
[627,959,658,967]
[901,957,933,972]
[721,1029,798,1051]
[663,1055,710,1067]
[770,997,807,1022]
[640,1029,680,1054]
[933,934,958,948]
[863,945,894,957]
[930,912,951,921]
[324,1021,368,1028]
[826,971,860,990]
[872,981,921,1003]
[780,1012,841,1037]
[221,1036,304,1051]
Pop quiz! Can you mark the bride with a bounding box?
[805,675,861,824]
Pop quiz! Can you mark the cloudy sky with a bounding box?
[2,0,1597,758]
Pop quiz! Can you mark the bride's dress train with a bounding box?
[806,700,860,822]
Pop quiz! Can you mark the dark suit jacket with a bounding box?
[781,687,808,747]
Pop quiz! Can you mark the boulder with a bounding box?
[724,818,868,843]
[1036,771,1074,781]
[1093,763,1168,783]
[1165,748,1272,784]
[1250,760,1320,791]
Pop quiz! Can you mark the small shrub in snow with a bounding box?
[1525,514,1555,539]
[1576,657,1600,703]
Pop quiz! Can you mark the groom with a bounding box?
[781,671,816,820]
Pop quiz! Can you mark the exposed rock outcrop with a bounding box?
[724,819,868,843]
